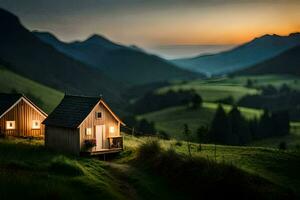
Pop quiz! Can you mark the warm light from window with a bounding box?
[109,126,115,133]
[86,128,92,136]
[32,120,40,129]
[6,121,15,130]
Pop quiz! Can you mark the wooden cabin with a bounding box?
[0,93,47,137]
[43,95,125,155]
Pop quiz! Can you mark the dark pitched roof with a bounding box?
[0,93,23,117]
[43,95,101,128]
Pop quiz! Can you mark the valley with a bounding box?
[0,5,299,200]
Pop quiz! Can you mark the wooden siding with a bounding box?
[45,126,80,155]
[0,99,46,137]
[79,102,120,151]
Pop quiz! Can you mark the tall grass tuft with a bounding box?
[135,140,296,200]
[49,156,84,176]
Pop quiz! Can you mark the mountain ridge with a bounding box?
[173,32,300,76]
[0,7,124,110]
[34,31,202,85]
[234,44,300,76]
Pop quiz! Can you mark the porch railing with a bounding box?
[108,136,123,149]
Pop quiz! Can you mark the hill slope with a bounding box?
[34,31,201,85]
[139,102,262,140]
[0,8,123,108]
[173,33,300,76]
[0,137,298,199]
[235,45,300,76]
[0,64,63,113]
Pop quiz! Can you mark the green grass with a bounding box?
[0,66,63,113]
[139,102,262,140]
[0,136,299,199]
[158,79,259,102]
[157,75,300,102]
[123,135,300,196]
[0,138,182,200]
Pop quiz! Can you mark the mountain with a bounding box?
[34,31,201,85]
[0,8,123,109]
[235,45,300,76]
[173,33,300,76]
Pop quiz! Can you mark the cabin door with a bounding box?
[95,125,105,150]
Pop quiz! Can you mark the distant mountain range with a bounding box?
[34,31,200,85]
[235,45,300,76]
[0,8,124,108]
[173,33,300,76]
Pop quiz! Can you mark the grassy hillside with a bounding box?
[0,65,63,113]
[0,138,185,200]
[124,135,300,196]
[0,137,298,199]
[139,102,263,140]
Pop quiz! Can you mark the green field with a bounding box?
[0,138,183,200]
[0,136,299,199]
[123,135,300,196]
[0,66,63,113]
[157,75,300,102]
[139,102,263,140]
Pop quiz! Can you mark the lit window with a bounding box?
[96,112,102,119]
[6,121,15,130]
[86,128,92,136]
[32,120,40,129]
[109,126,115,133]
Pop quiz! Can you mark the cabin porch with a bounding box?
[82,136,123,155]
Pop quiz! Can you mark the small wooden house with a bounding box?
[43,95,125,155]
[0,93,47,137]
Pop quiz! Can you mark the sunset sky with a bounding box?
[0,0,300,57]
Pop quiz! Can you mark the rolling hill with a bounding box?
[0,8,123,109]
[139,102,263,140]
[0,63,63,113]
[34,31,201,85]
[173,33,300,76]
[235,45,300,76]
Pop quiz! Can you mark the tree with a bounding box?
[209,104,230,144]
[228,106,251,145]
[182,123,192,156]
[191,93,203,109]
[258,109,273,138]
[138,119,156,136]
[246,79,253,88]
[196,125,209,143]
[271,110,290,136]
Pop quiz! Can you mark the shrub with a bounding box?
[279,141,287,150]
[5,160,32,170]
[84,139,96,149]
[136,140,162,162]
[174,141,182,146]
[49,156,84,176]
[157,131,170,140]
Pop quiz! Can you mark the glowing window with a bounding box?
[6,121,15,130]
[109,126,115,133]
[86,128,92,136]
[32,120,40,129]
